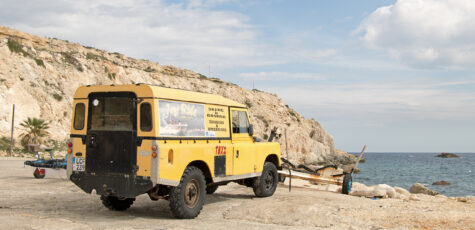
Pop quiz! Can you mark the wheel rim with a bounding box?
[184,179,200,208]
[264,170,275,191]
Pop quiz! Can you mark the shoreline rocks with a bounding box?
[410,183,440,196]
[432,180,451,186]
[436,152,460,158]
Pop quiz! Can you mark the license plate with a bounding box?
[72,157,85,171]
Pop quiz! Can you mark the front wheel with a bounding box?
[169,166,206,219]
[101,195,135,211]
[253,162,278,197]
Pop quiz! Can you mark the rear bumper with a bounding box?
[70,172,153,198]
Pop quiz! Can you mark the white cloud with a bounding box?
[355,0,475,68]
[0,0,274,73]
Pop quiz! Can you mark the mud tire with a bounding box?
[101,195,135,211]
[253,162,278,197]
[169,166,206,219]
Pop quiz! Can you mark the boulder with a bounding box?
[410,183,440,196]
[436,152,460,158]
[394,186,411,196]
[432,180,451,186]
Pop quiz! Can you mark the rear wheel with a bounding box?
[169,166,206,219]
[253,162,278,197]
[101,195,135,211]
[342,173,352,194]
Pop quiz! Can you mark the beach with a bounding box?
[0,157,473,230]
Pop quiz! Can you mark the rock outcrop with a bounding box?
[432,180,451,186]
[410,183,440,196]
[0,26,347,165]
[436,153,460,158]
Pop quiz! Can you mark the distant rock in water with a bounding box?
[432,180,451,186]
[410,183,440,196]
[436,152,460,158]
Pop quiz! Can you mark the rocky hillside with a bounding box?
[0,26,349,165]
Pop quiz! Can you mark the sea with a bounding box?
[350,152,475,197]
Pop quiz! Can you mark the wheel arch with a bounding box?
[265,154,281,169]
[187,160,213,184]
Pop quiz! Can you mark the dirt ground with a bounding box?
[0,157,473,230]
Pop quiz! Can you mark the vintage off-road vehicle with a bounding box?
[67,84,281,218]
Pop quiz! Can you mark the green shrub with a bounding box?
[0,136,11,151]
[52,93,63,101]
[263,134,269,140]
[144,66,156,72]
[7,39,30,57]
[34,58,45,67]
[198,74,208,80]
[107,72,116,80]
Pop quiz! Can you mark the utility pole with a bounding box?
[9,104,15,156]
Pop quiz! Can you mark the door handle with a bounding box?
[236,150,239,158]
[86,134,97,148]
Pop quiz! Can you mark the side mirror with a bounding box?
[248,124,254,136]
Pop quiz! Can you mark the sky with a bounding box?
[1,0,474,152]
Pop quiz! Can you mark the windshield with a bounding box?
[89,96,134,131]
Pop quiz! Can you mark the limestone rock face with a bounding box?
[0,26,339,164]
[410,183,440,196]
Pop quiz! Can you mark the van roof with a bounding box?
[73,84,246,108]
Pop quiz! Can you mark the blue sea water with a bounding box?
[350,152,475,197]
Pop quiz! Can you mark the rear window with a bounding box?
[73,103,85,130]
[90,97,134,131]
[140,103,152,132]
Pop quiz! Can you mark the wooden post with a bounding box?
[9,104,15,156]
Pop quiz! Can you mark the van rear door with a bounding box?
[86,92,137,175]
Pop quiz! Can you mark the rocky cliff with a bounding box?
[0,26,346,165]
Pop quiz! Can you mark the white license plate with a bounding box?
[72,157,85,171]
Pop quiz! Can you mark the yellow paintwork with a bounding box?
[69,84,281,187]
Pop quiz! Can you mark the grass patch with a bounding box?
[52,93,63,101]
[144,66,156,72]
[256,115,269,129]
[252,89,262,93]
[86,52,105,61]
[7,39,30,57]
[61,52,83,72]
[34,58,45,67]
[289,110,300,122]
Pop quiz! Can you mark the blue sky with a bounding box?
[1,0,474,152]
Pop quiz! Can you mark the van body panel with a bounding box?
[69,84,281,199]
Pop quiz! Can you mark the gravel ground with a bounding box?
[0,157,473,230]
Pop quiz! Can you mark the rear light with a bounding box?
[67,139,73,154]
[151,145,158,158]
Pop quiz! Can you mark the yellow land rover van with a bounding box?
[67,84,281,218]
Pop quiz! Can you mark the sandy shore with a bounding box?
[0,157,473,230]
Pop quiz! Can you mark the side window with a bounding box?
[232,111,250,134]
[73,103,85,130]
[140,103,153,132]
